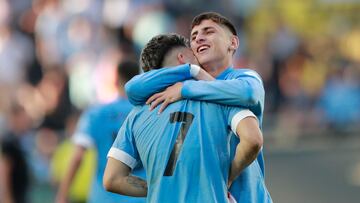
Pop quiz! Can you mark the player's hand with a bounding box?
[146,82,183,113]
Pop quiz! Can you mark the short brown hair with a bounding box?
[140,33,189,72]
[191,12,237,36]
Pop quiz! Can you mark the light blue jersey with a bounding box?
[73,98,146,203]
[125,64,272,203]
[109,100,253,203]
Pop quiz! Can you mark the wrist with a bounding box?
[189,64,200,77]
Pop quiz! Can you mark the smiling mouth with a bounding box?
[197,45,210,54]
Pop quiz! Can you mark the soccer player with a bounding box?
[55,61,145,203]
[103,33,263,203]
[124,12,272,202]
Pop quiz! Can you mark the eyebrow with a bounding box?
[191,30,198,38]
[191,26,216,38]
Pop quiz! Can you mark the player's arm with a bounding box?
[182,71,264,107]
[104,111,146,196]
[148,70,264,113]
[103,157,147,197]
[228,110,263,188]
[125,64,214,105]
[0,155,14,203]
[56,110,94,203]
[55,146,86,203]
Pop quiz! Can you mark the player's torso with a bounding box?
[132,101,232,203]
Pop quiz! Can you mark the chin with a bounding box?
[198,59,212,67]
[196,55,207,64]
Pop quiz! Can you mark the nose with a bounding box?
[195,34,205,44]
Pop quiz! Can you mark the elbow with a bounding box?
[240,127,263,155]
[103,172,120,193]
[124,81,135,99]
[250,131,263,154]
[124,82,141,105]
[241,81,264,107]
[246,94,258,107]
[103,174,113,192]
[246,86,263,106]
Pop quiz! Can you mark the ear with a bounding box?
[229,35,239,52]
[177,53,186,64]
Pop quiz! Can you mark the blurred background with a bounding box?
[0,0,359,202]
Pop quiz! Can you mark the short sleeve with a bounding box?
[225,107,257,137]
[107,115,140,170]
[72,110,95,148]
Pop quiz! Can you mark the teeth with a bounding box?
[198,45,209,53]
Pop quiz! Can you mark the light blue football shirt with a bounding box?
[109,99,254,203]
[73,97,146,203]
[125,64,272,203]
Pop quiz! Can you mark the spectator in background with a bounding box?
[55,60,145,203]
[319,63,360,132]
[0,104,31,203]
[52,111,95,203]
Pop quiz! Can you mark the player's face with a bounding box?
[190,19,234,68]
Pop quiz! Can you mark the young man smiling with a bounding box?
[104,33,262,203]
[125,12,272,203]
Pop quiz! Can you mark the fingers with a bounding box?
[158,99,172,114]
[146,93,162,105]
[149,95,165,111]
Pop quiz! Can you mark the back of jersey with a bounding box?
[111,99,244,203]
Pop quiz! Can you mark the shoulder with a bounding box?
[231,68,263,83]
[97,98,133,115]
[187,99,224,112]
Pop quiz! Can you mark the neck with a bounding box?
[201,59,232,77]
[163,61,180,68]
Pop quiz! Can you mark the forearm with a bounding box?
[103,157,147,197]
[125,64,192,105]
[56,147,85,201]
[229,140,261,184]
[229,116,263,186]
[105,175,147,197]
[182,76,264,108]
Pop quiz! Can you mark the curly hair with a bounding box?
[140,33,189,72]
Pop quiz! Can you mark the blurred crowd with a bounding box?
[0,0,359,202]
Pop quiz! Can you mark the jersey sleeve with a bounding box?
[72,110,95,148]
[225,106,258,138]
[125,64,192,105]
[107,114,140,169]
[182,70,264,109]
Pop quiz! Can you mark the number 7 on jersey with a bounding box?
[164,112,194,176]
